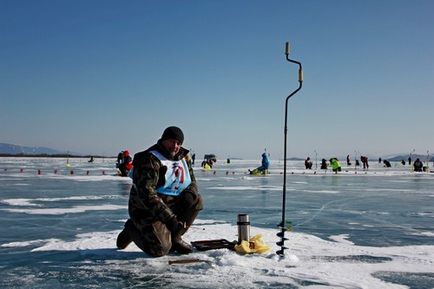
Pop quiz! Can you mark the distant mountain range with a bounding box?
[386,154,433,162]
[0,143,68,155]
[1,142,433,161]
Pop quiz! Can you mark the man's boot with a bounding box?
[171,235,193,254]
[116,219,133,249]
[169,196,202,254]
[169,209,201,254]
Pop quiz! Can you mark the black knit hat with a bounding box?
[161,126,184,144]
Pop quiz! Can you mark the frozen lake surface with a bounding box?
[0,157,433,288]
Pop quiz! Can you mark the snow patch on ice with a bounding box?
[329,234,355,245]
[1,204,125,215]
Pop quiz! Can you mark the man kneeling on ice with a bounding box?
[117,126,203,256]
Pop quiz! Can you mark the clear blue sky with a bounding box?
[1,0,433,159]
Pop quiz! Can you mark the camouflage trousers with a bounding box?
[123,191,203,257]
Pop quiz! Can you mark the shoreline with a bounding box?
[0,154,112,158]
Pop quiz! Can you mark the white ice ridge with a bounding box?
[0,195,126,215]
[3,220,433,289]
[208,186,282,191]
[1,204,125,215]
[0,195,121,207]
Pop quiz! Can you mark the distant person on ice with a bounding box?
[191,153,196,166]
[413,158,423,172]
[361,155,369,170]
[249,152,270,175]
[116,151,123,168]
[304,157,313,169]
[320,158,328,170]
[329,158,341,174]
[346,155,351,166]
[118,150,133,177]
[383,159,391,168]
[117,126,203,256]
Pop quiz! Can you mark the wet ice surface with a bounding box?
[0,157,433,288]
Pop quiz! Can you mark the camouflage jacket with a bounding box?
[128,140,197,226]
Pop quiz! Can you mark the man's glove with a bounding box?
[166,217,185,235]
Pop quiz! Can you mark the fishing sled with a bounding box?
[191,239,236,251]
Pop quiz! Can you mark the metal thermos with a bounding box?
[237,214,250,244]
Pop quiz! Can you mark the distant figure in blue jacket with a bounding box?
[261,152,270,170]
[249,152,270,175]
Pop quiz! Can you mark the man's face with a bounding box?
[162,138,182,157]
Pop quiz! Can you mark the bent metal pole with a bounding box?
[276,42,303,257]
